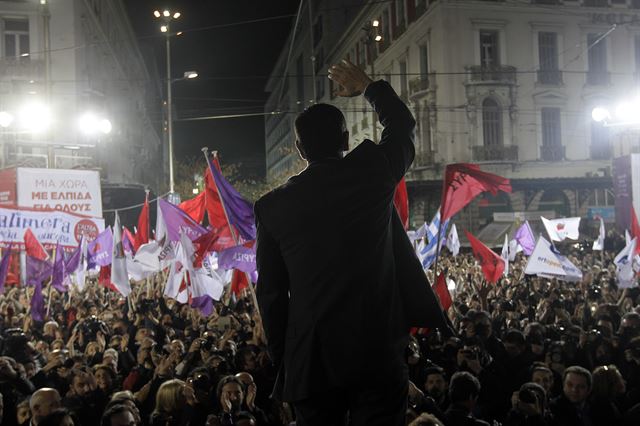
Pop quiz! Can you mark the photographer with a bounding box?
[504,382,551,426]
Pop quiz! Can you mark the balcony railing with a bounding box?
[540,145,565,162]
[472,145,518,162]
[0,58,45,80]
[8,153,48,168]
[590,144,611,160]
[537,69,563,85]
[55,155,95,169]
[466,65,517,84]
[409,76,431,95]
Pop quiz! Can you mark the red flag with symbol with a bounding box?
[394,177,409,230]
[440,163,511,222]
[465,230,505,284]
[433,272,452,311]
[24,228,48,261]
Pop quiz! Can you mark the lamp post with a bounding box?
[154,9,184,203]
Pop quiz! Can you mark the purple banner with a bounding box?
[613,155,632,232]
[218,244,256,273]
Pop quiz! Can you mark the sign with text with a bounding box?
[0,168,16,206]
[17,168,102,218]
[0,206,105,250]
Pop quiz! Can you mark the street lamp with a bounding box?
[154,8,185,202]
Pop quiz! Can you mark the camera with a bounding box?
[79,316,109,340]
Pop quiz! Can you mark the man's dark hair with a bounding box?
[423,365,446,381]
[504,329,526,346]
[294,104,346,161]
[563,365,592,389]
[449,371,481,403]
[100,404,133,426]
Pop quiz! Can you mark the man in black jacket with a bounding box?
[255,60,449,425]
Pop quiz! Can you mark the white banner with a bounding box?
[17,168,102,218]
[524,236,583,282]
[541,216,581,242]
[0,206,104,250]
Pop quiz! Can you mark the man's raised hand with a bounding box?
[328,59,373,97]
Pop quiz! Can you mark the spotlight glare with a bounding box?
[615,102,635,122]
[591,107,609,123]
[19,103,51,133]
[0,111,14,128]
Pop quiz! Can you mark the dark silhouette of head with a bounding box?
[294,104,349,161]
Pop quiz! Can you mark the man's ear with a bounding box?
[295,139,307,160]
[341,131,349,152]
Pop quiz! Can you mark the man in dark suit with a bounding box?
[254,60,449,425]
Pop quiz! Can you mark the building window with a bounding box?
[482,98,503,147]
[313,16,322,47]
[587,33,608,85]
[3,19,29,58]
[419,44,429,77]
[541,108,563,161]
[382,9,391,42]
[396,0,406,29]
[479,30,499,68]
[590,121,610,159]
[538,32,561,84]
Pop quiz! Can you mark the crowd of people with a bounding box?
[0,230,639,426]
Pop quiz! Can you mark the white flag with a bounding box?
[592,217,605,251]
[524,236,582,281]
[446,224,460,256]
[508,239,522,261]
[541,216,581,242]
[615,237,638,288]
[111,212,132,297]
[501,234,509,276]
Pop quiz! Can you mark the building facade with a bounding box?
[265,0,640,233]
[0,0,165,192]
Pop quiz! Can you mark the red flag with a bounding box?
[193,226,236,267]
[24,228,48,260]
[433,272,452,311]
[134,194,150,250]
[394,177,409,230]
[98,265,118,293]
[440,163,511,222]
[230,269,249,297]
[204,160,230,230]
[179,192,206,224]
[465,230,505,284]
[631,206,640,255]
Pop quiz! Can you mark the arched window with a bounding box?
[482,98,503,147]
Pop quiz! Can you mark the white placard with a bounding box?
[17,168,102,218]
[0,206,105,250]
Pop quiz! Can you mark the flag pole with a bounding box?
[45,245,56,319]
[200,148,261,316]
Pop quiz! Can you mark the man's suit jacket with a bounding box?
[255,81,448,402]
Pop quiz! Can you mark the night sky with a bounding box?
[124,0,301,177]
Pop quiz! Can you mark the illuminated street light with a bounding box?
[0,112,14,128]
[374,34,382,42]
[591,107,610,123]
[173,12,181,19]
[163,10,170,17]
[18,103,51,133]
[372,19,379,27]
[184,71,198,79]
[160,25,168,33]
[153,10,161,18]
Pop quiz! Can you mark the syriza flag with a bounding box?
[524,236,582,282]
[541,216,581,242]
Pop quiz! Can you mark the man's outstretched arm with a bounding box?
[254,204,288,367]
[329,60,416,182]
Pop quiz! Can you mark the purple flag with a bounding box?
[515,221,535,256]
[0,246,12,293]
[26,255,52,287]
[65,237,82,273]
[190,295,214,317]
[208,157,256,241]
[159,198,208,242]
[31,280,45,322]
[87,228,113,268]
[218,244,256,273]
[51,242,67,293]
